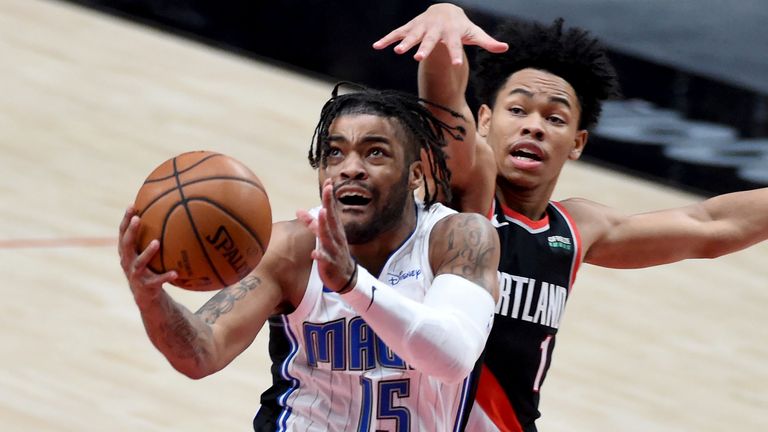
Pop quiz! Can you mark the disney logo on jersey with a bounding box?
[387,268,422,286]
[547,235,572,251]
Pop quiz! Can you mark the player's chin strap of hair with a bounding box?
[341,265,495,384]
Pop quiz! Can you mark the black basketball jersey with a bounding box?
[472,196,581,432]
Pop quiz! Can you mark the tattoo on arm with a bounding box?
[441,215,497,285]
[196,275,262,324]
[159,302,206,361]
[141,294,209,366]
[142,275,262,370]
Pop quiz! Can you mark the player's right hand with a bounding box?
[118,206,177,308]
[372,3,508,65]
[296,180,357,293]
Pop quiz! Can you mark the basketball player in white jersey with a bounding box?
[118,83,501,431]
[375,4,768,431]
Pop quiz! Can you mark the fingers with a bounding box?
[373,19,429,56]
[302,181,356,291]
[305,182,347,260]
[393,26,426,55]
[130,268,174,307]
[310,248,329,263]
[311,209,332,258]
[316,208,343,256]
[314,194,353,292]
[374,3,509,65]
[122,236,174,300]
[470,27,509,53]
[296,209,318,235]
[319,181,340,234]
[134,239,160,273]
[296,193,339,252]
[119,215,140,268]
[118,207,136,258]
[413,28,441,61]
[303,207,340,272]
[119,206,136,237]
[300,179,348,251]
[144,269,178,288]
[118,207,176,300]
[295,181,334,238]
[373,25,409,50]
[442,32,465,65]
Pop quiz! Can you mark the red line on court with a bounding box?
[0,237,117,249]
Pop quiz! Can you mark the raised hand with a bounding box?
[118,206,177,307]
[372,3,508,65]
[296,179,357,293]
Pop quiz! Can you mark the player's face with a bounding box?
[321,113,421,244]
[478,68,588,191]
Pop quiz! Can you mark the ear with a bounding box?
[477,104,493,137]
[569,129,589,161]
[408,160,424,191]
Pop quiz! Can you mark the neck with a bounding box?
[495,175,557,221]
[349,200,418,276]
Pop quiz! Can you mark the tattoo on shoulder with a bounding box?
[442,215,496,284]
[196,275,262,324]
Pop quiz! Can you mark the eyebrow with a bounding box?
[327,134,393,145]
[508,88,572,109]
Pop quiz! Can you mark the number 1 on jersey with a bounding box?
[533,335,552,392]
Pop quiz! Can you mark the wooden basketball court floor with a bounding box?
[1,0,766,430]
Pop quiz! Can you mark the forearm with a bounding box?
[418,42,468,107]
[135,290,216,379]
[342,266,495,383]
[581,187,768,268]
[418,43,476,191]
[700,187,768,256]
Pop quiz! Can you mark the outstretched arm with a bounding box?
[119,207,304,378]
[564,187,768,269]
[374,3,505,213]
[297,182,500,383]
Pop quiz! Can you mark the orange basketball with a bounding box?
[133,151,272,291]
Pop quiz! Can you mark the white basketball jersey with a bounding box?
[254,202,477,432]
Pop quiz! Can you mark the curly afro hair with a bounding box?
[472,18,620,130]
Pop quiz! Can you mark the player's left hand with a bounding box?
[118,206,177,308]
[296,179,357,293]
[372,3,508,65]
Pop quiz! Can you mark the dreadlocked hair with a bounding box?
[308,82,466,209]
[473,17,620,130]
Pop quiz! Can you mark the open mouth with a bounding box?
[335,182,374,207]
[509,142,544,163]
[510,149,542,161]
[338,193,372,206]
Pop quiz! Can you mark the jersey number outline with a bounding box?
[358,377,411,431]
[533,335,552,392]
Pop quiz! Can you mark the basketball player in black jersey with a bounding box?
[375,4,768,431]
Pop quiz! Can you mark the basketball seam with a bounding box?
[172,156,227,288]
[138,176,267,217]
[144,153,222,182]
[155,201,179,274]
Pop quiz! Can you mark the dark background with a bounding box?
[63,0,768,196]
